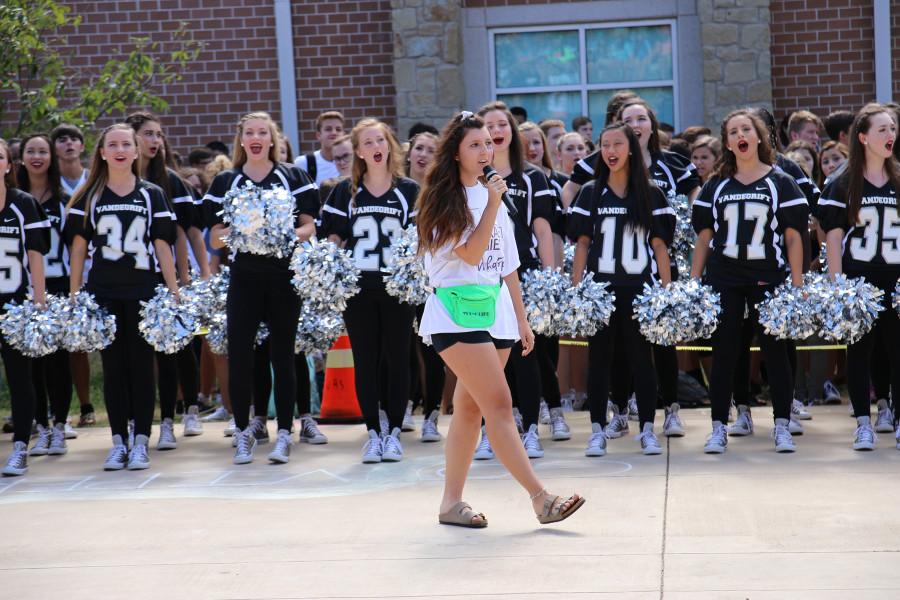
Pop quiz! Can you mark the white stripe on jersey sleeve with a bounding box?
[676,166,697,182]
[172,194,194,204]
[534,189,554,197]
[779,198,808,208]
[652,207,676,216]
[818,199,846,208]
[321,204,348,217]
[570,206,591,216]
[24,220,51,229]
[576,158,594,175]
[294,182,317,195]
[68,208,86,216]
[153,211,175,219]
[692,200,712,208]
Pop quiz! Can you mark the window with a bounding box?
[490,21,678,132]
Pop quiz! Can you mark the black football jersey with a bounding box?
[0,189,50,302]
[203,163,320,272]
[321,177,419,289]
[166,169,199,232]
[40,195,70,293]
[572,150,701,198]
[692,169,809,286]
[547,170,568,237]
[568,181,675,286]
[504,167,556,272]
[818,177,900,281]
[66,180,176,300]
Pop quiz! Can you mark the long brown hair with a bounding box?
[416,113,484,254]
[713,109,777,179]
[231,112,280,168]
[616,98,661,155]
[66,124,140,222]
[16,133,62,203]
[594,123,654,233]
[0,139,17,189]
[477,101,525,173]
[125,111,171,199]
[350,118,404,200]
[834,103,900,225]
[518,121,553,171]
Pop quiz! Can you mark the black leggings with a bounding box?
[343,286,413,433]
[610,343,678,410]
[156,345,199,421]
[710,284,793,424]
[536,334,562,409]
[847,282,900,420]
[870,323,891,401]
[227,267,300,433]
[414,306,445,416]
[1,325,35,444]
[32,349,72,427]
[505,341,541,430]
[588,287,657,428]
[252,343,312,423]
[97,297,157,439]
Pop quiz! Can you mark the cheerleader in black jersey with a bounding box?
[518,120,570,440]
[417,112,583,526]
[690,110,809,454]
[321,119,417,463]
[17,134,73,457]
[477,102,556,459]
[0,139,50,477]
[126,111,207,449]
[65,124,178,471]
[206,112,318,465]
[568,122,675,456]
[818,104,900,451]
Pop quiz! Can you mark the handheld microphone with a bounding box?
[482,165,518,217]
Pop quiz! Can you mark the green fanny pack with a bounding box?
[434,283,502,328]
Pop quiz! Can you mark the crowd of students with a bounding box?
[1,92,899,479]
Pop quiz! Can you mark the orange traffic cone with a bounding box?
[318,333,363,423]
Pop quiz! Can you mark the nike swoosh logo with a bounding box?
[755,186,767,191]
[3,218,15,223]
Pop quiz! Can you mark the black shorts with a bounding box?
[431,331,516,354]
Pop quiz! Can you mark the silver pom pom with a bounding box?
[295,301,344,354]
[556,277,616,338]
[57,291,117,353]
[139,285,202,354]
[893,279,900,315]
[756,279,818,340]
[0,296,64,357]
[562,242,576,276]
[206,313,228,356]
[179,278,215,327]
[291,238,360,312]
[221,181,297,258]
[815,274,884,344]
[521,268,569,336]
[631,279,721,345]
[668,192,695,275]
[382,226,430,305]
[255,323,270,347]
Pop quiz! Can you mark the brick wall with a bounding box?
[462,0,580,5]
[770,0,875,123]
[49,0,282,158]
[292,0,396,153]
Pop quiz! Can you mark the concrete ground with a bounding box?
[2,404,899,600]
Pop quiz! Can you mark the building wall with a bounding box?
[770,0,875,121]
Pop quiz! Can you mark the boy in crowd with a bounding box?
[295,111,345,185]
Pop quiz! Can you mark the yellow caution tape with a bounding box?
[558,339,846,351]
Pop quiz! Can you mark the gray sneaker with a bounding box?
[420,410,442,442]
[704,421,728,454]
[382,427,404,462]
[473,426,494,460]
[513,407,524,435]
[773,419,796,453]
[627,395,639,421]
[875,399,895,433]
[663,403,685,437]
[792,398,812,420]
[2,441,28,476]
[298,416,328,444]
[201,405,230,422]
[728,405,754,436]
[789,415,804,435]
[606,409,630,439]
[852,417,876,451]
[103,435,128,471]
[49,423,68,455]
[637,423,663,455]
[522,424,544,459]
[402,401,415,432]
[233,429,257,465]
[157,418,178,450]
[378,409,389,437]
[362,429,383,464]
[183,405,203,437]
[549,407,571,441]
[268,429,292,463]
[29,424,51,456]
[128,435,151,470]
[63,422,78,439]
[248,417,269,444]
[585,423,607,457]
[224,417,237,437]
[539,400,551,425]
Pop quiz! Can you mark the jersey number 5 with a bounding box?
[96,215,151,270]
[0,238,23,294]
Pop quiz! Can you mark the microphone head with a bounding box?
[482,165,498,179]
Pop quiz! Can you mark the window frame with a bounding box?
[488,19,680,129]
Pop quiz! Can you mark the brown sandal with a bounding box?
[536,492,585,525]
[439,501,488,528]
